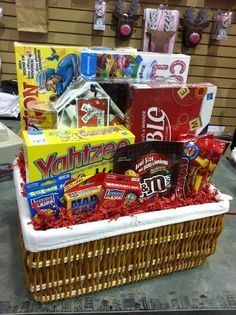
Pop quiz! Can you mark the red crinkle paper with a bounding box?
[30,186,218,231]
[16,150,26,196]
[16,154,218,231]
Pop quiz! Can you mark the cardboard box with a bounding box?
[80,50,190,83]
[125,82,217,142]
[14,42,86,130]
[0,122,22,181]
[22,125,135,183]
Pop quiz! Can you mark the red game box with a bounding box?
[64,173,142,214]
[124,82,217,142]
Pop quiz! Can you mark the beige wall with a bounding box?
[0,0,235,133]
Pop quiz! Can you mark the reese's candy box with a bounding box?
[22,125,135,183]
[114,141,183,198]
[25,173,71,217]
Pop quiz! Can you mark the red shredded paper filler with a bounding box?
[29,186,218,231]
[16,154,218,231]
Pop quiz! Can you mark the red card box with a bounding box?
[125,82,217,142]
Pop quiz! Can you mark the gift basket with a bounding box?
[13,43,231,303]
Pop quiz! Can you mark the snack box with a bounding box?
[80,49,190,83]
[22,125,135,183]
[124,82,217,142]
[99,173,141,203]
[14,42,86,130]
[25,173,71,217]
[64,173,141,214]
[64,186,100,215]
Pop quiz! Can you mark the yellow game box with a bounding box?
[22,125,135,183]
[14,42,86,130]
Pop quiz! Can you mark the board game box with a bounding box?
[22,125,135,183]
[125,82,217,142]
[80,50,190,83]
[14,42,86,130]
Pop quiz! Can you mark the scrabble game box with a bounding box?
[125,82,217,142]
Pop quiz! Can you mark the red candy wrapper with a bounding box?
[30,185,218,231]
[206,139,227,182]
[176,134,215,198]
[114,141,183,198]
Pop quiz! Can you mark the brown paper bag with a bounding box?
[15,0,48,33]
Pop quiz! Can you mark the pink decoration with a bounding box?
[189,32,200,44]
[143,7,179,53]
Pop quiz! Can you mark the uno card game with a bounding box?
[77,98,109,127]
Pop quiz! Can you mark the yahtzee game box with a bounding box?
[22,125,135,183]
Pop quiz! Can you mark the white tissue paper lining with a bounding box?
[13,165,232,253]
[0,92,19,118]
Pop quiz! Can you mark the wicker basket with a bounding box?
[19,214,224,303]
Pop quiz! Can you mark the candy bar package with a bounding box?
[176,134,228,198]
[125,82,217,142]
[25,173,71,217]
[207,139,228,182]
[80,49,190,83]
[114,141,183,198]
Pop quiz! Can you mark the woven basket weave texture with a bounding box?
[19,214,224,303]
